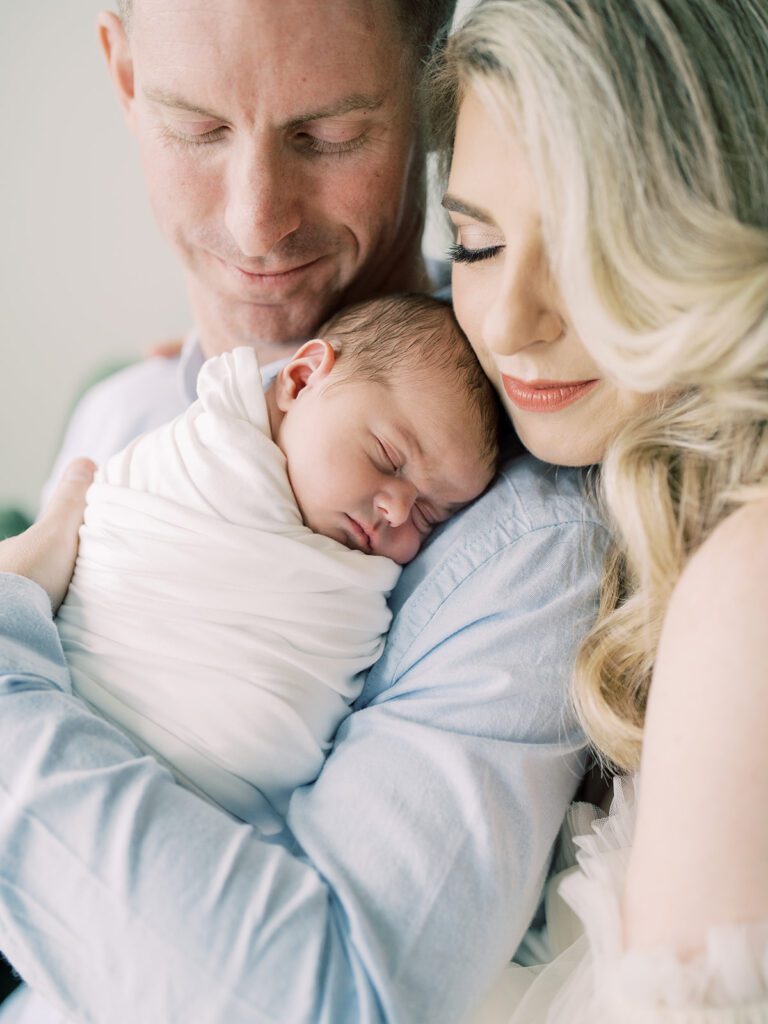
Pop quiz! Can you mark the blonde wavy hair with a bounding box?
[431,0,768,770]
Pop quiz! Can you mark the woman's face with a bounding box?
[446,87,651,466]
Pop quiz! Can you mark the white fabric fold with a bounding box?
[57,347,400,833]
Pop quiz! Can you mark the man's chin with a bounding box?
[191,289,340,354]
[188,267,349,354]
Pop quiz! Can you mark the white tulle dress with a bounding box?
[472,776,768,1024]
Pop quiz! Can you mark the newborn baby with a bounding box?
[57,294,499,832]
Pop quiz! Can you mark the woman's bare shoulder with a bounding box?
[638,494,768,782]
[668,497,768,632]
[640,492,768,787]
[625,498,768,952]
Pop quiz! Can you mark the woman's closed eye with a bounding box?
[448,241,505,264]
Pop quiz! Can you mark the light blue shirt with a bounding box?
[0,453,608,1023]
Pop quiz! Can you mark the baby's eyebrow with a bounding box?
[395,423,424,463]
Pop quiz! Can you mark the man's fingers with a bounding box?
[3,458,99,612]
[64,458,97,483]
[144,338,184,360]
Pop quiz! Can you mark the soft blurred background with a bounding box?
[0,0,477,525]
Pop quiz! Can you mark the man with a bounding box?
[0,2,604,1021]
[44,0,441,496]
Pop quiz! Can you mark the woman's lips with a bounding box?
[501,375,599,412]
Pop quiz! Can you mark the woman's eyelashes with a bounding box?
[448,241,504,264]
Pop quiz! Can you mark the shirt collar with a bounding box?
[178,331,289,404]
[178,331,205,404]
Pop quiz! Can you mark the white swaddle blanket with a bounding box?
[57,347,400,832]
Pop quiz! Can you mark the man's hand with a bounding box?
[0,458,96,612]
[144,337,184,360]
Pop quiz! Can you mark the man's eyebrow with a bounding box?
[441,194,495,224]
[284,93,386,129]
[142,87,385,127]
[143,88,229,121]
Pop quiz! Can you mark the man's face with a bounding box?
[106,0,422,356]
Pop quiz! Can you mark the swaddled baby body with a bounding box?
[57,294,499,832]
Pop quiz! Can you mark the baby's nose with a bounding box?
[376,481,417,528]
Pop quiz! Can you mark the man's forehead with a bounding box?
[132,0,404,52]
[132,0,411,117]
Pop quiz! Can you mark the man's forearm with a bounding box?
[0,576,369,1023]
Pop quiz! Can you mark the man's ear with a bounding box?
[97,12,137,127]
[274,340,337,412]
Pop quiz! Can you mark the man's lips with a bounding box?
[213,254,324,291]
[501,375,599,412]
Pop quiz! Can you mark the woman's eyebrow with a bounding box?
[441,194,494,224]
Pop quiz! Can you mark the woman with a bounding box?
[0,0,766,1021]
[432,0,768,1019]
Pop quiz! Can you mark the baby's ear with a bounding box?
[274,339,337,412]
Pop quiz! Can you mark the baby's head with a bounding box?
[271,294,499,564]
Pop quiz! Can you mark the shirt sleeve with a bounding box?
[0,512,603,1024]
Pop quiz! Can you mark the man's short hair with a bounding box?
[322,293,500,470]
[116,1,458,62]
[392,1,459,64]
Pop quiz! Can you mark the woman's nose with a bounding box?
[375,480,417,528]
[482,287,563,357]
[225,141,303,259]
[482,243,564,356]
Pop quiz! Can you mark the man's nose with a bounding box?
[482,270,563,357]
[224,141,302,259]
[375,479,417,529]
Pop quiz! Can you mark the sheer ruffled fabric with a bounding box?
[471,778,768,1024]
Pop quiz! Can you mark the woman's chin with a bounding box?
[514,423,605,468]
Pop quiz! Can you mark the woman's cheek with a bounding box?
[453,275,489,366]
[451,269,476,339]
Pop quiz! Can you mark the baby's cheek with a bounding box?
[391,529,424,566]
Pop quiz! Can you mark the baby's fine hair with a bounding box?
[321,293,500,469]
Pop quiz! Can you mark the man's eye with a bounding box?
[298,132,367,157]
[161,124,228,148]
[447,241,505,264]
